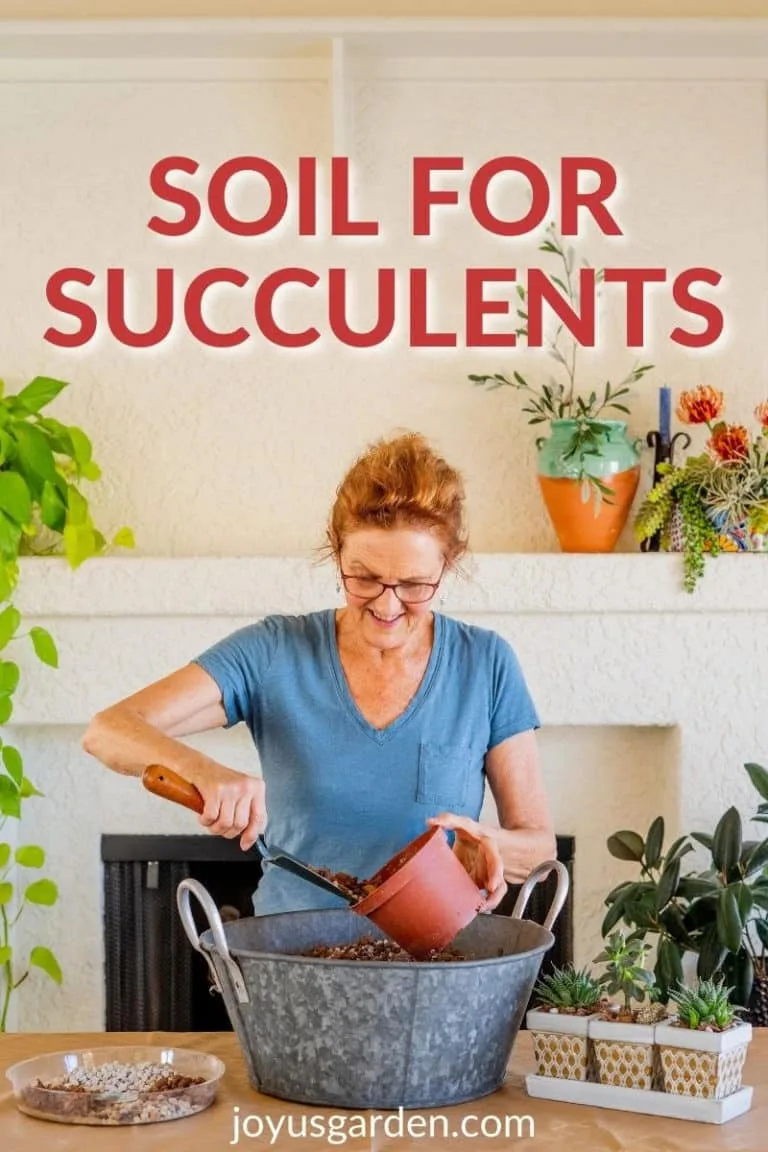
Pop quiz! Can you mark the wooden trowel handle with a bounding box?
[142,764,204,814]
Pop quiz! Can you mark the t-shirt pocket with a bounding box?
[416,740,477,808]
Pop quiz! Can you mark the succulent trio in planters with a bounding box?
[526,965,603,1081]
[589,932,667,1091]
[656,978,752,1099]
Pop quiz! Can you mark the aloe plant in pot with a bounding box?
[0,374,134,1030]
[601,763,768,1027]
[526,964,603,1081]
[656,978,752,1099]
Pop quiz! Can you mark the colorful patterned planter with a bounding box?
[705,509,767,552]
[667,506,768,553]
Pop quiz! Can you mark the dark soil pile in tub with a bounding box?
[301,937,468,962]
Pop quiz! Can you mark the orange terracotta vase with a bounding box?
[537,419,642,553]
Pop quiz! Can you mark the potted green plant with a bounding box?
[0,374,133,1031]
[468,221,653,553]
[525,964,603,1081]
[601,763,768,1028]
[655,978,752,1099]
[634,387,768,590]
[588,931,666,1090]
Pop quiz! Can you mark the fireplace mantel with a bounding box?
[13,553,768,618]
[8,552,768,728]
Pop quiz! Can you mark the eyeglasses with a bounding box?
[339,566,445,605]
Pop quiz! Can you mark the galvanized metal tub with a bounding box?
[177,860,568,1110]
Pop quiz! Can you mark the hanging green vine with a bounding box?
[0,374,134,1030]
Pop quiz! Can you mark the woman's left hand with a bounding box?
[427,813,507,910]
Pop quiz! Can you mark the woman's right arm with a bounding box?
[81,664,266,850]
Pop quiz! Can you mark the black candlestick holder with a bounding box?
[640,429,692,552]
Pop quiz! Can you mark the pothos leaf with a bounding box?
[24,878,58,906]
[30,946,63,984]
[30,627,58,668]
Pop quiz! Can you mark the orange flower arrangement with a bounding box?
[676,386,765,463]
[676,386,723,425]
[636,384,768,590]
[708,424,750,462]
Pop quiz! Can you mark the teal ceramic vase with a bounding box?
[537,419,642,552]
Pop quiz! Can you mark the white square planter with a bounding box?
[655,1020,752,1099]
[589,1018,658,1090]
[525,1009,600,1081]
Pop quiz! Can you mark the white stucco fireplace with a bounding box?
[7,553,768,1031]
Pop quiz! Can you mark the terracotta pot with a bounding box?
[353,827,487,958]
[537,419,641,553]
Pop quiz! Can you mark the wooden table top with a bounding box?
[1,1029,764,1150]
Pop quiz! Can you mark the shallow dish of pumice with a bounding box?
[6,1044,225,1125]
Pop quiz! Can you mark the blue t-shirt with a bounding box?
[192,610,539,915]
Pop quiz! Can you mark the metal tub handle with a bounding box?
[510,859,569,931]
[177,878,249,1004]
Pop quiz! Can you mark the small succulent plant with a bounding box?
[533,964,602,1013]
[594,931,656,1015]
[669,978,743,1031]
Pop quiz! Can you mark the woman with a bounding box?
[82,433,555,914]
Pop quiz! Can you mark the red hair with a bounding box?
[326,432,468,565]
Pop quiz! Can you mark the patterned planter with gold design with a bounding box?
[655,1021,752,1099]
[525,1009,599,1082]
[589,1019,657,1091]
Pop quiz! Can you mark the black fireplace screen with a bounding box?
[101,834,574,1032]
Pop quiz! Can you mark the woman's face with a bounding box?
[338,526,446,650]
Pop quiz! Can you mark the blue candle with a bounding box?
[659,386,671,444]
